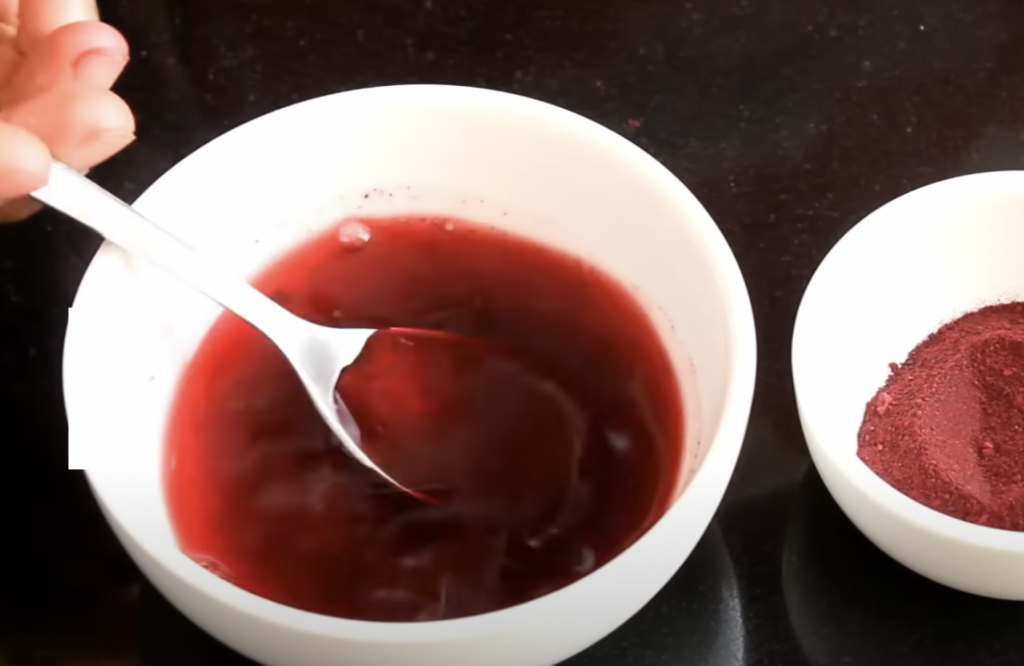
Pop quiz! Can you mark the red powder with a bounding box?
[858,302,1024,531]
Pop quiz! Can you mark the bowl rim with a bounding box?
[74,83,759,642]
[793,169,1024,553]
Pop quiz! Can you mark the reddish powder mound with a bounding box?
[858,302,1024,531]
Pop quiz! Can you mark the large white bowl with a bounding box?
[793,171,1024,600]
[65,85,756,666]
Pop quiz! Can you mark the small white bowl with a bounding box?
[64,85,757,666]
[793,171,1024,600]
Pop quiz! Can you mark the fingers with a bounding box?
[0,20,127,106]
[0,0,22,87]
[0,1,128,223]
[0,118,48,198]
[1,84,134,171]
[0,0,17,40]
[74,42,128,89]
[0,0,17,28]
[17,0,100,54]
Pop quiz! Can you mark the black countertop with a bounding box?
[3,0,1024,664]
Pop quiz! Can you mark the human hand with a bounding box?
[0,0,134,222]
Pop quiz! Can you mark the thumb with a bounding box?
[0,119,49,199]
[0,120,50,223]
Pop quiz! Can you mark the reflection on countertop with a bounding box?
[784,470,1024,666]
[562,524,744,666]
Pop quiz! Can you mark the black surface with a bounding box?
[2,0,1024,664]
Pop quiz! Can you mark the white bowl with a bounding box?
[65,84,757,666]
[792,171,1024,600]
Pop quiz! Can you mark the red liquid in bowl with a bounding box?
[165,216,684,622]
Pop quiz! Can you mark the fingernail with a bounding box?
[62,131,136,172]
[73,48,128,86]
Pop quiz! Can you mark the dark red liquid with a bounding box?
[338,327,590,525]
[165,216,683,622]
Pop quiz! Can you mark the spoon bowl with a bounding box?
[340,327,587,523]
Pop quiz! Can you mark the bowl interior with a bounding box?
[793,170,1024,543]
[65,85,755,635]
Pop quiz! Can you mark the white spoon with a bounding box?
[33,161,419,495]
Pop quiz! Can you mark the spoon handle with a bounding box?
[33,161,301,341]
[35,163,415,493]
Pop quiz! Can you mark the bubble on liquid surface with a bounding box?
[191,554,235,583]
[338,221,372,251]
[398,551,434,571]
[604,429,632,455]
[524,524,563,550]
[575,546,597,575]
